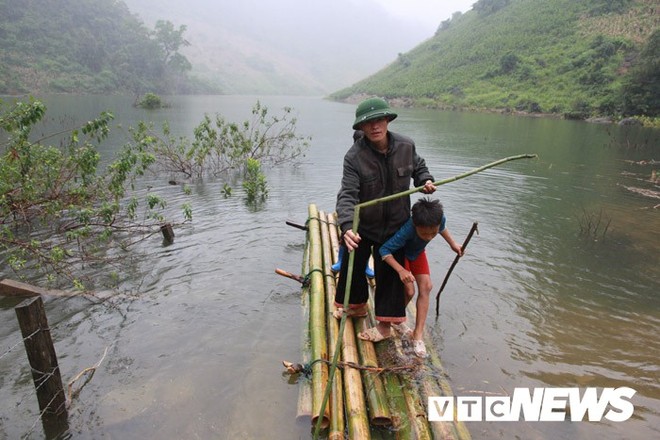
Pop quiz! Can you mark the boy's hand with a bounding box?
[452,243,464,257]
[398,269,415,285]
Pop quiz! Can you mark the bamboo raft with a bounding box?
[281,204,472,440]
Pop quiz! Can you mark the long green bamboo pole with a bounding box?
[308,204,330,430]
[314,154,537,438]
[313,227,357,437]
[322,212,372,438]
[328,212,392,427]
[319,211,347,439]
[358,154,537,210]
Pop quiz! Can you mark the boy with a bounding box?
[379,197,463,357]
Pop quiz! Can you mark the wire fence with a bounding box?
[0,297,68,439]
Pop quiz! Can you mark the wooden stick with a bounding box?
[160,223,175,244]
[435,222,479,316]
[275,268,306,284]
[286,220,308,231]
[67,346,109,405]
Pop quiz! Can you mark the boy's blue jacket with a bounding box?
[379,215,446,261]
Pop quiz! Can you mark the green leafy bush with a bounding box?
[0,98,187,288]
[136,93,168,109]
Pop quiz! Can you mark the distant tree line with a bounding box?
[472,0,511,16]
[0,0,213,95]
[621,29,659,117]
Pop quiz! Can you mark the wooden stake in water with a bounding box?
[15,295,69,436]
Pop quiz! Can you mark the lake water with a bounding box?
[1,95,658,439]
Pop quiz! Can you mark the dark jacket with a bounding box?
[336,131,434,243]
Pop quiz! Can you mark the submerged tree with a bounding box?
[0,98,309,288]
[135,100,309,198]
[0,98,190,289]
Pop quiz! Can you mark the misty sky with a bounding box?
[373,0,476,34]
[123,0,478,93]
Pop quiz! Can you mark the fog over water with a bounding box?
[122,0,475,93]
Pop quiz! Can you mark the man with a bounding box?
[334,97,436,342]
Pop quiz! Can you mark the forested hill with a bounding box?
[0,0,212,95]
[331,0,659,119]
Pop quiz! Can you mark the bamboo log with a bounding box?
[427,349,471,439]
[327,212,340,263]
[329,212,392,427]
[296,234,312,420]
[374,304,431,440]
[406,303,471,439]
[308,204,330,430]
[419,377,459,440]
[321,210,372,439]
[400,374,433,440]
[353,316,392,426]
[368,278,463,439]
[374,342,414,439]
[319,211,346,439]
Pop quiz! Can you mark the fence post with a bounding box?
[15,295,69,435]
[160,223,175,244]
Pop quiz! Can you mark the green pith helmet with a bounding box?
[352,98,398,130]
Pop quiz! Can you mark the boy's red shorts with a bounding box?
[404,250,430,275]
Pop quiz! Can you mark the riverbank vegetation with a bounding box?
[0,98,307,288]
[330,0,658,122]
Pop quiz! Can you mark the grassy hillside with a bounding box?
[331,0,658,118]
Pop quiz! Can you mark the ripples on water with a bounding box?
[1,96,658,439]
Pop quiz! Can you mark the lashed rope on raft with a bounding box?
[282,359,418,376]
